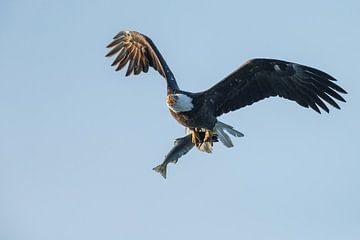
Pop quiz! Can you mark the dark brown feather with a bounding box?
[111,48,127,66]
[202,58,347,116]
[106,31,166,78]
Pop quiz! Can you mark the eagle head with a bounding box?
[166,94,194,113]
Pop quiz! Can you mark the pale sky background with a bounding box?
[1,0,359,239]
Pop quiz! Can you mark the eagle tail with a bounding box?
[153,164,167,179]
[214,121,244,148]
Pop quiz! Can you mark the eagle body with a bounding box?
[167,92,217,130]
[106,31,347,153]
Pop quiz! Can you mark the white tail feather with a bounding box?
[214,125,233,147]
[214,121,244,148]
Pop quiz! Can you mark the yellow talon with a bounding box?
[191,129,201,146]
[191,129,215,153]
[195,129,214,153]
[204,129,213,143]
[191,131,196,145]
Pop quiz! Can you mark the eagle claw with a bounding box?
[191,129,214,153]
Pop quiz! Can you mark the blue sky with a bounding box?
[1,0,359,239]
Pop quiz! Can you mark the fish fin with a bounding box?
[153,164,167,179]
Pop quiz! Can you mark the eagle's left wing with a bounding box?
[106,31,167,78]
[202,58,347,116]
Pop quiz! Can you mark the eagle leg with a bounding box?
[203,129,213,143]
[191,128,202,146]
[196,129,214,153]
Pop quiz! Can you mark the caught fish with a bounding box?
[153,133,219,179]
[153,134,194,179]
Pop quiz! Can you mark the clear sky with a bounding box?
[1,0,359,239]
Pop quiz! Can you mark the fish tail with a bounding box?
[153,164,167,179]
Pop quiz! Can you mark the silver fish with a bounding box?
[153,134,194,179]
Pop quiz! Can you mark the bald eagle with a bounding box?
[105,31,347,153]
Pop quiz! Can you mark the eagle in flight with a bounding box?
[105,31,347,156]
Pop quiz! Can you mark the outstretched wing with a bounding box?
[203,58,347,116]
[106,31,168,78]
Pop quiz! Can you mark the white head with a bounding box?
[166,93,194,113]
